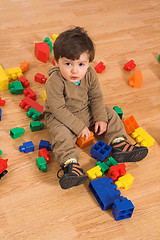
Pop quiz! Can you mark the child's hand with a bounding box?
[77,126,91,141]
[94,121,107,135]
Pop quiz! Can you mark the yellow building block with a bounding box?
[115,173,134,190]
[87,165,102,180]
[0,65,9,90]
[52,33,59,41]
[42,90,46,102]
[5,67,23,81]
[131,127,155,147]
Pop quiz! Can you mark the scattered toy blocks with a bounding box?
[107,163,126,181]
[9,81,24,95]
[18,76,30,88]
[5,67,23,81]
[0,97,5,106]
[87,165,103,180]
[24,87,36,100]
[19,141,34,153]
[90,141,112,162]
[113,106,123,119]
[94,62,106,73]
[36,156,47,172]
[38,148,50,163]
[35,73,47,84]
[35,42,50,63]
[131,127,155,147]
[19,97,44,113]
[123,115,139,135]
[42,90,46,102]
[20,61,29,73]
[39,140,52,151]
[115,173,134,190]
[10,127,25,139]
[76,131,94,147]
[0,158,8,179]
[0,65,9,90]
[128,70,143,88]
[124,60,136,71]
[30,121,44,131]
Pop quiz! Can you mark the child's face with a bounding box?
[56,52,89,83]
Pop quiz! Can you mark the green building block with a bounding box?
[30,121,44,131]
[106,157,118,167]
[27,107,42,120]
[0,149,2,155]
[96,161,109,175]
[113,106,123,119]
[10,127,25,139]
[43,37,52,53]
[36,156,47,172]
[9,81,23,95]
[158,54,160,62]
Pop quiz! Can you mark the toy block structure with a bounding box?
[27,107,42,121]
[131,127,155,147]
[94,62,106,73]
[87,165,103,180]
[18,76,30,88]
[0,65,9,90]
[0,109,2,121]
[24,87,36,100]
[36,157,47,172]
[43,37,52,52]
[9,81,24,95]
[35,73,47,84]
[0,98,5,106]
[112,196,134,221]
[30,121,44,131]
[76,131,94,148]
[89,177,121,210]
[39,140,52,151]
[19,141,34,153]
[115,173,134,190]
[38,148,50,163]
[10,127,25,139]
[123,115,139,135]
[107,163,126,181]
[42,91,46,102]
[90,141,112,162]
[96,161,109,175]
[106,157,118,167]
[52,33,59,41]
[128,70,143,88]
[0,158,8,179]
[20,61,29,73]
[113,106,123,119]
[19,97,44,113]
[5,67,23,81]
[124,60,136,71]
[35,42,50,63]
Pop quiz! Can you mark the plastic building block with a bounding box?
[131,127,155,147]
[115,173,134,190]
[0,97,5,106]
[107,163,126,181]
[18,76,30,88]
[0,158,8,179]
[36,157,47,172]
[0,149,2,155]
[35,73,47,84]
[5,67,23,81]
[43,37,52,52]
[76,131,94,147]
[30,121,44,131]
[42,90,46,102]
[96,161,109,175]
[52,59,56,65]
[123,115,139,135]
[35,42,50,63]
[94,62,106,73]
[52,33,59,41]
[124,60,136,71]
[0,65,9,90]
[90,141,112,162]
[27,107,42,121]
[9,81,23,95]
[20,61,29,73]
[112,196,134,221]
[158,54,160,62]
[113,106,123,119]
[19,97,44,113]
[106,157,118,167]
[89,177,121,210]
[38,148,50,163]
[24,87,36,100]
[87,165,102,180]
[19,141,34,153]
[39,140,52,151]
[10,127,25,139]
[0,109,2,121]
[128,70,143,88]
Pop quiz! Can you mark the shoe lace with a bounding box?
[57,163,73,179]
[57,164,65,179]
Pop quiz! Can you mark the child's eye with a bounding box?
[79,63,84,66]
[65,63,71,66]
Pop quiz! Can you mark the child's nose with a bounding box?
[71,66,78,74]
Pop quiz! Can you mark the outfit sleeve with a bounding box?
[88,67,108,122]
[45,76,85,135]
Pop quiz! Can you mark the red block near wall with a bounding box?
[35,42,50,63]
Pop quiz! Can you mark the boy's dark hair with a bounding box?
[53,26,95,62]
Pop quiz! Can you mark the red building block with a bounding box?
[38,148,50,163]
[76,131,94,148]
[52,59,56,65]
[0,98,5,106]
[128,70,143,88]
[18,76,30,88]
[35,73,47,84]
[0,158,8,178]
[124,60,136,71]
[19,97,43,113]
[107,163,126,181]
[35,42,50,63]
[24,87,36,100]
[20,61,29,73]
[123,115,139,135]
[94,62,106,73]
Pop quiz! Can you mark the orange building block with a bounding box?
[76,131,94,148]
[128,70,143,88]
[123,115,139,134]
[20,61,29,73]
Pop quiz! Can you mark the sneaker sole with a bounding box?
[112,147,148,163]
[59,175,88,189]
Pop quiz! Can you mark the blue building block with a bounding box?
[19,141,34,153]
[90,140,112,162]
[0,108,2,121]
[89,177,121,210]
[39,140,52,151]
[112,196,135,221]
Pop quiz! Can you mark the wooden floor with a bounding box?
[0,0,160,239]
